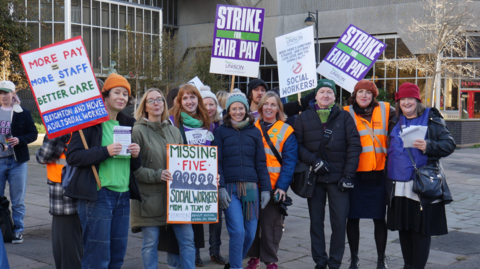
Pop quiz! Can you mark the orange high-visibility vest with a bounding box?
[255,120,294,189]
[344,102,390,172]
[46,135,71,183]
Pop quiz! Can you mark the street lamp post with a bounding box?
[304,10,319,66]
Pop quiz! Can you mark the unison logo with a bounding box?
[225,60,244,70]
[285,33,303,45]
[330,68,346,82]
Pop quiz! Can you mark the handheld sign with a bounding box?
[210,4,265,78]
[19,36,109,139]
[276,26,317,97]
[167,144,218,224]
[317,24,386,92]
[187,76,205,90]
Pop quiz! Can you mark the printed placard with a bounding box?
[276,26,317,97]
[209,4,265,78]
[317,24,387,92]
[19,36,109,139]
[167,144,218,224]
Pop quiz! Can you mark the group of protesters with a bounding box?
[0,71,455,269]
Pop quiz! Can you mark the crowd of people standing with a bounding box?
[0,72,455,269]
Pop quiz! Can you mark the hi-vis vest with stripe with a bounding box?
[47,136,71,183]
[254,120,294,190]
[344,102,390,172]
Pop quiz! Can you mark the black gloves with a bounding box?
[312,158,330,175]
[338,177,354,192]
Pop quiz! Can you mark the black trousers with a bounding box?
[52,214,83,269]
[308,182,349,269]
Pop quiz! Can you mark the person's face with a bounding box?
[145,91,165,119]
[251,85,266,105]
[356,89,373,108]
[229,102,246,122]
[0,91,14,107]
[400,97,418,118]
[262,96,279,122]
[105,87,129,112]
[181,92,198,113]
[203,97,217,119]
[315,87,335,108]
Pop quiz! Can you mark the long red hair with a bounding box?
[169,84,211,129]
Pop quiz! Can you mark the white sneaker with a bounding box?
[12,232,23,244]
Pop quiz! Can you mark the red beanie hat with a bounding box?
[395,82,421,102]
[353,80,379,97]
[103,73,131,96]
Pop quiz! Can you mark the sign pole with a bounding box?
[230,75,236,93]
[79,129,102,189]
[298,92,301,103]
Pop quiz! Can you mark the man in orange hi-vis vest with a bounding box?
[36,133,82,269]
[343,80,396,269]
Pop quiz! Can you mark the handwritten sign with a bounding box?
[276,26,317,97]
[317,24,386,92]
[209,4,265,78]
[167,144,218,224]
[19,36,109,139]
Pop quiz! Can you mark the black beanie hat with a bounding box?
[247,79,268,99]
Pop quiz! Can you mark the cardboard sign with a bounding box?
[317,24,386,92]
[187,76,205,90]
[19,36,109,139]
[276,26,317,97]
[209,4,265,78]
[167,144,218,224]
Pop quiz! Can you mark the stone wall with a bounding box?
[445,119,480,149]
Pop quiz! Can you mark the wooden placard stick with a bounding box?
[78,129,102,189]
[298,92,301,103]
[230,75,236,93]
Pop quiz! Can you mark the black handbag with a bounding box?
[291,162,316,198]
[0,196,14,242]
[405,148,444,199]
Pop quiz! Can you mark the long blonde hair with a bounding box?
[257,91,287,122]
[216,90,229,110]
[135,88,169,122]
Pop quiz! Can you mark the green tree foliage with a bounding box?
[185,46,228,92]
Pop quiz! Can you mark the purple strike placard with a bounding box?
[317,24,387,92]
[209,4,265,78]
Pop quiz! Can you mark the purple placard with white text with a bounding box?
[209,4,265,78]
[317,24,387,92]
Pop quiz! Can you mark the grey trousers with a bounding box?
[52,214,83,269]
[308,182,349,269]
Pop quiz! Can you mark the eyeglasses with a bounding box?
[146,98,164,104]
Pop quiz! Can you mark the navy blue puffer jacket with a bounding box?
[212,123,271,191]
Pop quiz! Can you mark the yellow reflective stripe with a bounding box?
[375,147,388,154]
[379,102,386,132]
[373,129,388,136]
[362,146,374,153]
[267,166,282,173]
[264,147,282,158]
[56,158,67,165]
[358,130,370,136]
[274,123,290,149]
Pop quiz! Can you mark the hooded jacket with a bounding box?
[294,100,362,183]
[65,111,141,202]
[130,118,183,228]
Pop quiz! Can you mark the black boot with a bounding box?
[224,262,231,269]
[403,265,412,269]
[376,255,388,269]
[349,252,360,269]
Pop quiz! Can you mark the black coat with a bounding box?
[294,101,362,183]
[11,107,38,163]
[65,111,141,202]
[283,91,316,117]
[386,108,455,206]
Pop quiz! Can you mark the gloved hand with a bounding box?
[260,191,270,209]
[218,187,231,209]
[338,177,354,192]
[312,158,330,175]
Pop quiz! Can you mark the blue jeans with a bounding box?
[167,224,195,269]
[0,228,9,269]
[224,185,258,269]
[195,209,223,256]
[0,156,27,233]
[77,188,130,269]
[142,226,160,269]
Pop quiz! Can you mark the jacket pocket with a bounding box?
[140,191,166,218]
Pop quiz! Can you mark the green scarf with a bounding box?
[231,119,250,130]
[315,102,335,123]
[180,112,203,128]
[226,182,258,221]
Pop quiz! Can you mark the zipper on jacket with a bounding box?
[237,129,244,179]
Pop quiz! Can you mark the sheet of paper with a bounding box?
[400,125,428,148]
[113,126,131,157]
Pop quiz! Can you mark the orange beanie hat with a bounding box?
[102,73,131,96]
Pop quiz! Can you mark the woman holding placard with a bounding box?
[130,88,185,269]
[246,91,297,269]
[65,73,141,268]
[212,89,271,269]
[385,83,455,269]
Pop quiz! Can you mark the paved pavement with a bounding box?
[4,147,480,268]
